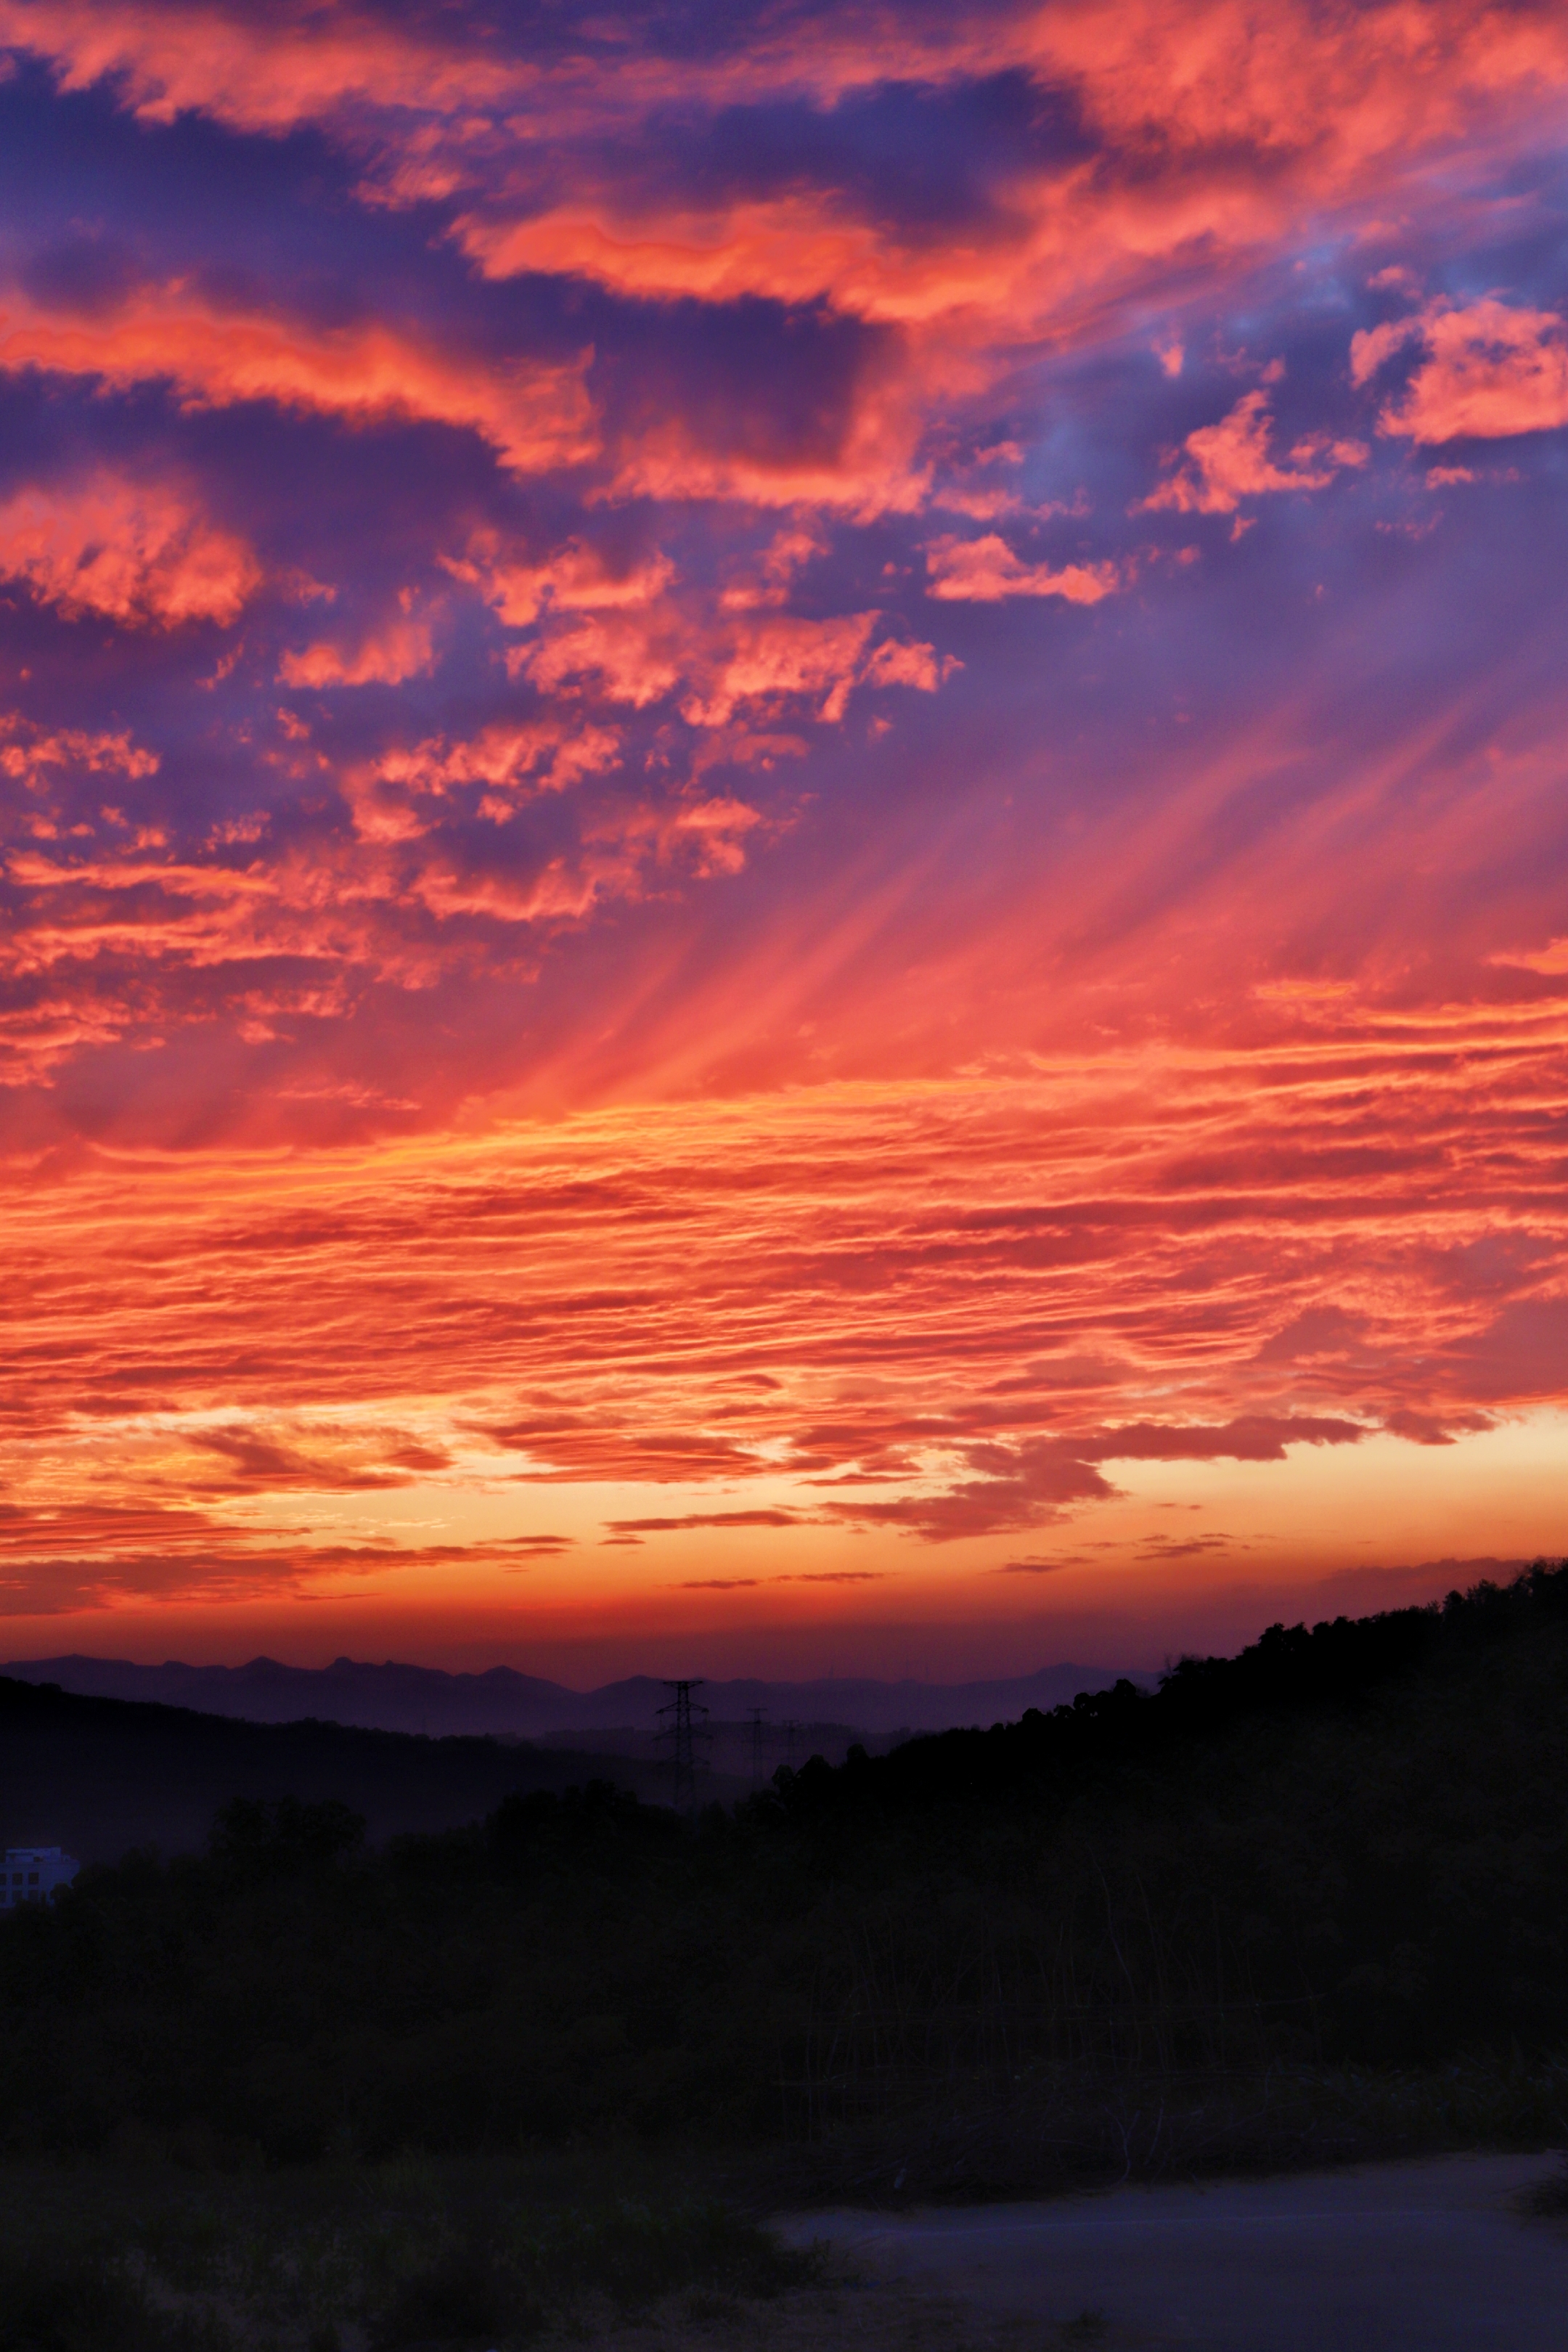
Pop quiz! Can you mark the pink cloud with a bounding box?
[1352,298,1568,444]
[0,712,158,784]
[439,7,1568,358]
[6,0,1545,542]
[862,638,960,690]
[720,524,830,611]
[0,470,260,627]
[679,613,881,727]
[519,611,685,709]
[1142,391,1367,515]
[0,0,525,134]
[446,534,677,629]
[280,608,435,688]
[357,721,622,836]
[470,536,952,732]
[925,534,1121,603]
[454,192,904,319]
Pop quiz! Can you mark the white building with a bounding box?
[1,1847,78,1908]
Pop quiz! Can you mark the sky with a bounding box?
[2,0,1567,1682]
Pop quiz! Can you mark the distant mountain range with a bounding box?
[0,1675,677,1863]
[0,1653,1140,1740]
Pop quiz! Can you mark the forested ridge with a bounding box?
[2,1564,1564,2189]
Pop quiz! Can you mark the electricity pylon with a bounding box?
[656,1680,710,1814]
[746,1704,767,1787]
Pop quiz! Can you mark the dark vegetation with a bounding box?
[1520,2152,1568,2216]
[1,1564,1565,2343]
[0,2157,811,2351]
[4,1564,1567,2175]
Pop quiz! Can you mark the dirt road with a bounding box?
[780,2152,1567,2349]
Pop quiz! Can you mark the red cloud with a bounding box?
[825,1440,1116,1542]
[1352,298,1568,444]
[608,1509,804,1532]
[1081,1415,1368,1463]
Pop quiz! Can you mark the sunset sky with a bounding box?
[3,0,1567,1681]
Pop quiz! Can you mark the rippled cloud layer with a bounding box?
[1,0,1566,1670]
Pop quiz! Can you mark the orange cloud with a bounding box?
[0,470,260,627]
[610,1509,805,1532]
[2,961,1566,1625]
[1142,391,1367,515]
[0,281,597,475]
[1352,298,1568,444]
[925,534,1121,603]
[455,195,912,319]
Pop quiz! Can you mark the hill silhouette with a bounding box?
[0,1679,679,1861]
[1,1562,1563,2191]
[0,1652,1138,1739]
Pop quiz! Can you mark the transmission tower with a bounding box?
[656,1680,710,1814]
[782,1716,801,1764]
[746,1704,767,1787]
